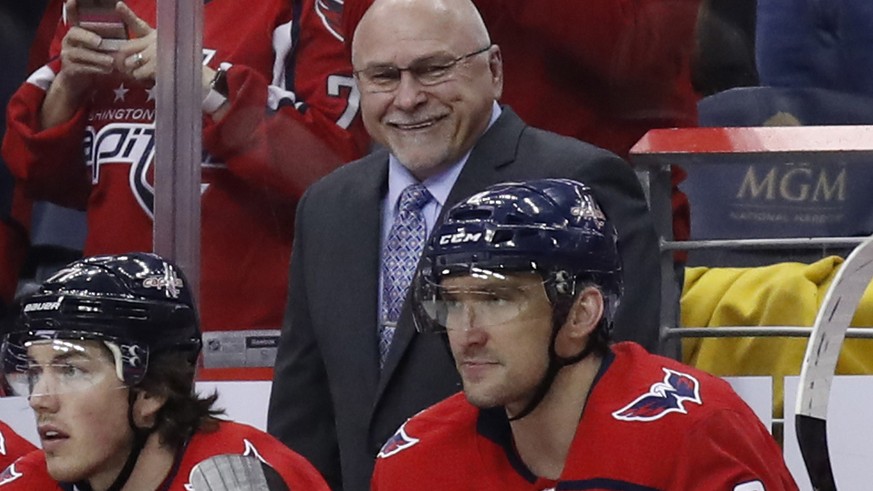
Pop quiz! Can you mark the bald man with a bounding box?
[266,0,660,489]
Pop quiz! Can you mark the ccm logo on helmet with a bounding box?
[439,231,482,245]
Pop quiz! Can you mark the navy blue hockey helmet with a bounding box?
[2,252,201,394]
[413,178,623,337]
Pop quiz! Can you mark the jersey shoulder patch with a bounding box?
[612,367,702,422]
[377,421,419,459]
[0,462,23,486]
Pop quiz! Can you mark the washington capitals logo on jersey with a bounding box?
[612,368,702,422]
[378,422,419,458]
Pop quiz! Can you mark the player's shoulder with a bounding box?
[189,419,278,451]
[3,449,46,472]
[607,342,750,422]
[0,422,36,453]
[182,420,328,490]
[377,392,476,461]
[0,450,59,489]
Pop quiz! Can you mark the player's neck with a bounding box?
[508,353,602,480]
[113,434,177,491]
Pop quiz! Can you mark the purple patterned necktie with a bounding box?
[380,183,432,369]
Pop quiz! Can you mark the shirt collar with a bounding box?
[386,102,502,209]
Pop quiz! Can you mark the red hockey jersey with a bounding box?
[3,0,368,335]
[0,422,36,475]
[0,420,328,490]
[372,342,798,491]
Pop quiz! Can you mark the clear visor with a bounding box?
[416,268,552,333]
[2,336,132,397]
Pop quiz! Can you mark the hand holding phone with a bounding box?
[76,0,128,51]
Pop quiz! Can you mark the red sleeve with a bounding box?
[240,426,331,490]
[27,0,65,73]
[0,450,60,491]
[202,0,369,201]
[2,7,92,210]
[1,68,92,209]
[671,409,799,490]
[341,0,375,55]
[0,424,37,473]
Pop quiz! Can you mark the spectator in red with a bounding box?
[0,421,36,473]
[3,0,369,357]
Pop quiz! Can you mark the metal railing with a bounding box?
[629,126,873,351]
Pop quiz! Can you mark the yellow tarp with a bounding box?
[681,256,873,415]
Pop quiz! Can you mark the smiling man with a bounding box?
[0,252,328,491]
[371,178,798,490]
[266,0,661,489]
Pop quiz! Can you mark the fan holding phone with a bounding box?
[3,0,369,352]
[44,0,164,126]
[75,0,129,52]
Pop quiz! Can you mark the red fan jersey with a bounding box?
[373,342,799,491]
[0,422,36,475]
[3,0,368,335]
[0,420,329,490]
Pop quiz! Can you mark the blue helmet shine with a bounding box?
[4,252,201,387]
[415,178,623,337]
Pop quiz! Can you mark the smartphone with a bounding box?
[76,0,128,51]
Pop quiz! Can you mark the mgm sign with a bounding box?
[682,161,869,240]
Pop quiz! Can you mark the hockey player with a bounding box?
[372,178,798,490]
[0,422,36,474]
[0,252,329,490]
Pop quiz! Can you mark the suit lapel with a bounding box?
[338,152,389,388]
[374,108,526,399]
[445,107,526,210]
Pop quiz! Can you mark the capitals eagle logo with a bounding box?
[378,422,419,458]
[612,368,702,422]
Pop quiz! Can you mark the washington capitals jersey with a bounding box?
[372,342,799,491]
[2,0,369,336]
[0,420,328,490]
[0,422,36,476]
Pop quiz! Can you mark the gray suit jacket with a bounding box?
[267,108,660,491]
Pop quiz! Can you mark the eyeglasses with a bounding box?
[354,45,492,93]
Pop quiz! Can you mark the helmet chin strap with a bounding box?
[76,390,152,491]
[507,312,595,422]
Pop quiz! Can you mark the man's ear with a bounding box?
[488,45,504,99]
[132,388,168,429]
[555,287,603,357]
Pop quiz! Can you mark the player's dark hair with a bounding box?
[135,351,224,448]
